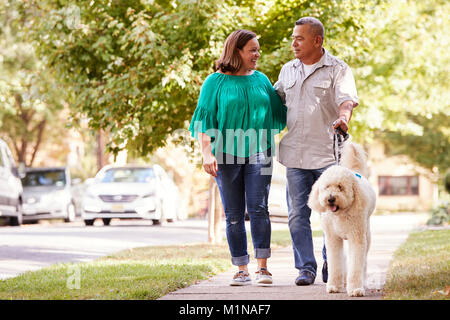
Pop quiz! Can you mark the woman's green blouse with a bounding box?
[189,71,286,158]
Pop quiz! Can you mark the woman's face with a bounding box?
[238,37,260,71]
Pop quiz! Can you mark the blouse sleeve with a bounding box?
[188,74,219,140]
[262,74,287,132]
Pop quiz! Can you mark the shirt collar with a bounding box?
[293,48,333,68]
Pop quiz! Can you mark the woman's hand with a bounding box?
[202,153,218,177]
[198,133,218,177]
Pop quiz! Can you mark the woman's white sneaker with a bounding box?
[255,268,273,285]
[230,271,252,286]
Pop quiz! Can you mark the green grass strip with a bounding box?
[0,229,311,300]
[383,229,450,300]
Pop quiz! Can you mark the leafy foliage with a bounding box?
[25,0,223,157]
[0,0,71,165]
[5,0,448,183]
[383,112,450,174]
[426,201,449,226]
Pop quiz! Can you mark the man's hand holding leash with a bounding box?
[332,117,348,135]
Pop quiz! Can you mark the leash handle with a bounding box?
[334,128,349,165]
[335,127,349,140]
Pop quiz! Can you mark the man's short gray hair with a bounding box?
[295,17,325,42]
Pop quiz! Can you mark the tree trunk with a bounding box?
[96,129,107,171]
[214,181,223,244]
[207,176,215,244]
[28,119,46,167]
[208,177,223,244]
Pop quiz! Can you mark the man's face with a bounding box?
[291,24,321,61]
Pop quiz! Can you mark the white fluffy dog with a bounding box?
[308,142,376,297]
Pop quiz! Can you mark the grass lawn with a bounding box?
[383,229,450,300]
[0,229,316,300]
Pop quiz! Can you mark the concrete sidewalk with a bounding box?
[159,213,428,300]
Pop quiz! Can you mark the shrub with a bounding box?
[426,201,449,226]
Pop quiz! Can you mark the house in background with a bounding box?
[367,141,436,212]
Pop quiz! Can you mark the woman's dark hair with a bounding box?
[215,29,256,73]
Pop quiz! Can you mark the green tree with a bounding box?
[383,112,450,182]
[25,0,223,157]
[0,0,68,166]
[362,0,450,185]
[255,0,450,184]
[21,0,449,184]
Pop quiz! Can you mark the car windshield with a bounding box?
[99,168,156,183]
[22,170,66,187]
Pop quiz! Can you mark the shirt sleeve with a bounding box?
[188,74,218,140]
[273,67,286,105]
[334,63,359,108]
[262,73,287,132]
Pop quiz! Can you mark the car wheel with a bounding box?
[84,219,95,226]
[10,201,23,226]
[64,203,76,223]
[102,218,111,226]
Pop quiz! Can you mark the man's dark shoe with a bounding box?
[322,261,328,283]
[295,271,315,286]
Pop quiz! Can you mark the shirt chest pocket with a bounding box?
[284,79,297,107]
[312,80,332,102]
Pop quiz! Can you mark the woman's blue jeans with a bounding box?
[286,166,329,277]
[215,151,273,266]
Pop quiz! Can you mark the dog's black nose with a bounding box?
[328,196,336,204]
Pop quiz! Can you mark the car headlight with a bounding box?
[84,192,98,200]
[26,197,38,204]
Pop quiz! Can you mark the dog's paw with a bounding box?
[326,284,344,293]
[347,287,365,297]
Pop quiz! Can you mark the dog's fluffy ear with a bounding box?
[308,181,325,212]
[350,176,364,212]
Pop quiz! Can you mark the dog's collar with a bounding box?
[354,172,362,179]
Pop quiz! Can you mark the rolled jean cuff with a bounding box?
[231,254,250,266]
[254,248,271,259]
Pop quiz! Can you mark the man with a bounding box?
[274,17,359,285]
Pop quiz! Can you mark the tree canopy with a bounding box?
[0,0,68,166]
[2,0,449,178]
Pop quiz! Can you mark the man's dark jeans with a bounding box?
[286,166,329,277]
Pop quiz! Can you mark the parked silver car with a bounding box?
[81,165,182,226]
[21,167,76,223]
[0,138,24,226]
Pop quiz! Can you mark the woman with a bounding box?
[189,30,286,286]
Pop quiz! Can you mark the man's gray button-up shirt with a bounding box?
[274,49,359,169]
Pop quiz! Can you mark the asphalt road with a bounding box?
[0,218,218,279]
[0,218,291,280]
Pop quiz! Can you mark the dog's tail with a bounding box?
[340,142,369,178]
